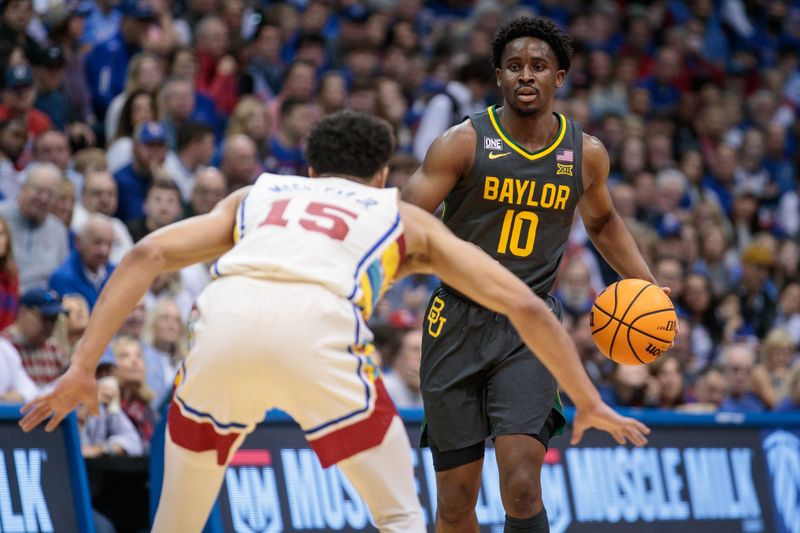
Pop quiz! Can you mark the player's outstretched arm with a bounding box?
[398,201,650,446]
[400,121,475,213]
[578,136,657,284]
[19,188,248,433]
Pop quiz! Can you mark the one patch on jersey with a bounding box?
[557,163,573,176]
[484,137,503,151]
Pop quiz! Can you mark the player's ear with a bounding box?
[555,69,566,88]
[495,68,502,87]
[307,166,318,178]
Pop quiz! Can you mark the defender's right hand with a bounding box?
[19,367,99,433]
[571,402,650,447]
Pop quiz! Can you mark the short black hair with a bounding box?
[491,17,573,72]
[176,120,214,152]
[306,110,394,180]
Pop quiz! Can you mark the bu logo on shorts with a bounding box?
[427,297,447,337]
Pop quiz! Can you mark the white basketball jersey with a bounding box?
[213,174,405,319]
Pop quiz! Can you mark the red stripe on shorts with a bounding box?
[308,378,397,468]
[167,398,241,466]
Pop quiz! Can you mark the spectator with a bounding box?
[225,97,270,162]
[0,336,37,402]
[81,0,121,47]
[241,17,284,102]
[599,364,650,407]
[412,56,492,161]
[737,243,777,338]
[185,166,227,217]
[51,178,75,230]
[775,280,800,345]
[0,163,68,291]
[194,16,238,115]
[654,257,685,313]
[52,293,89,359]
[32,130,83,197]
[78,375,144,458]
[44,1,96,132]
[719,343,766,413]
[161,46,220,133]
[0,216,18,330]
[680,272,719,370]
[84,0,156,119]
[104,52,164,143]
[0,0,43,69]
[774,364,800,413]
[113,121,167,222]
[752,328,796,409]
[106,90,157,173]
[554,257,595,320]
[157,77,209,149]
[266,60,316,133]
[49,213,115,309]
[693,223,737,297]
[375,77,413,153]
[112,336,157,448]
[0,65,52,140]
[221,134,258,190]
[680,365,727,412]
[163,120,216,200]
[115,297,172,406]
[71,169,134,264]
[0,118,28,200]
[142,298,186,388]
[264,99,314,176]
[32,46,71,131]
[316,71,347,116]
[1,288,68,387]
[648,355,686,408]
[382,327,423,409]
[775,240,800,289]
[126,179,182,242]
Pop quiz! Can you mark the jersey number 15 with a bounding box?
[260,198,359,241]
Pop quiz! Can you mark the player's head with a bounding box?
[306,110,395,187]
[491,17,573,117]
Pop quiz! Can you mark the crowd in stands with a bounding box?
[0,0,797,465]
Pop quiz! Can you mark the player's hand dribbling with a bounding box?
[571,402,650,447]
[18,366,99,433]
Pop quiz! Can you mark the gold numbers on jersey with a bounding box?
[497,209,539,257]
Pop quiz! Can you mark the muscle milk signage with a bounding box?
[0,421,82,533]
[211,422,793,533]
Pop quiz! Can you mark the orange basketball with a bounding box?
[590,279,677,365]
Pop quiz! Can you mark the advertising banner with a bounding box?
[212,415,800,533]
[0,407,94,533]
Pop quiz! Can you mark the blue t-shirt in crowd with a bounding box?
[264,137,306,176]
[85,32,138,119]
[114,163,152,222]
[719,393,766,414]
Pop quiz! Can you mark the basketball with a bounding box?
[590,279,677,365]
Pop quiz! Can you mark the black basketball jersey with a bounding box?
[442,105,584,296]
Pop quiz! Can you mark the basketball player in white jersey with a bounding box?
[20,111,649,532]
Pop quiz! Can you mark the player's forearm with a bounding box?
[71,244,164,374]
[587,213,656,283]
[507,302,602,410]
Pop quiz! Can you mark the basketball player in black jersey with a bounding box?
[402,18,666,533]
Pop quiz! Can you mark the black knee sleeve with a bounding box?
[504,508,549,532]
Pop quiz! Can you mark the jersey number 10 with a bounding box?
[260,198,359,241]
[497,209,539,257]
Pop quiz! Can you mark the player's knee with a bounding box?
[502,469,543,517]
[436,478,480,524]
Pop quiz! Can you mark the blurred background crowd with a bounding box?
[0,0,797,469]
